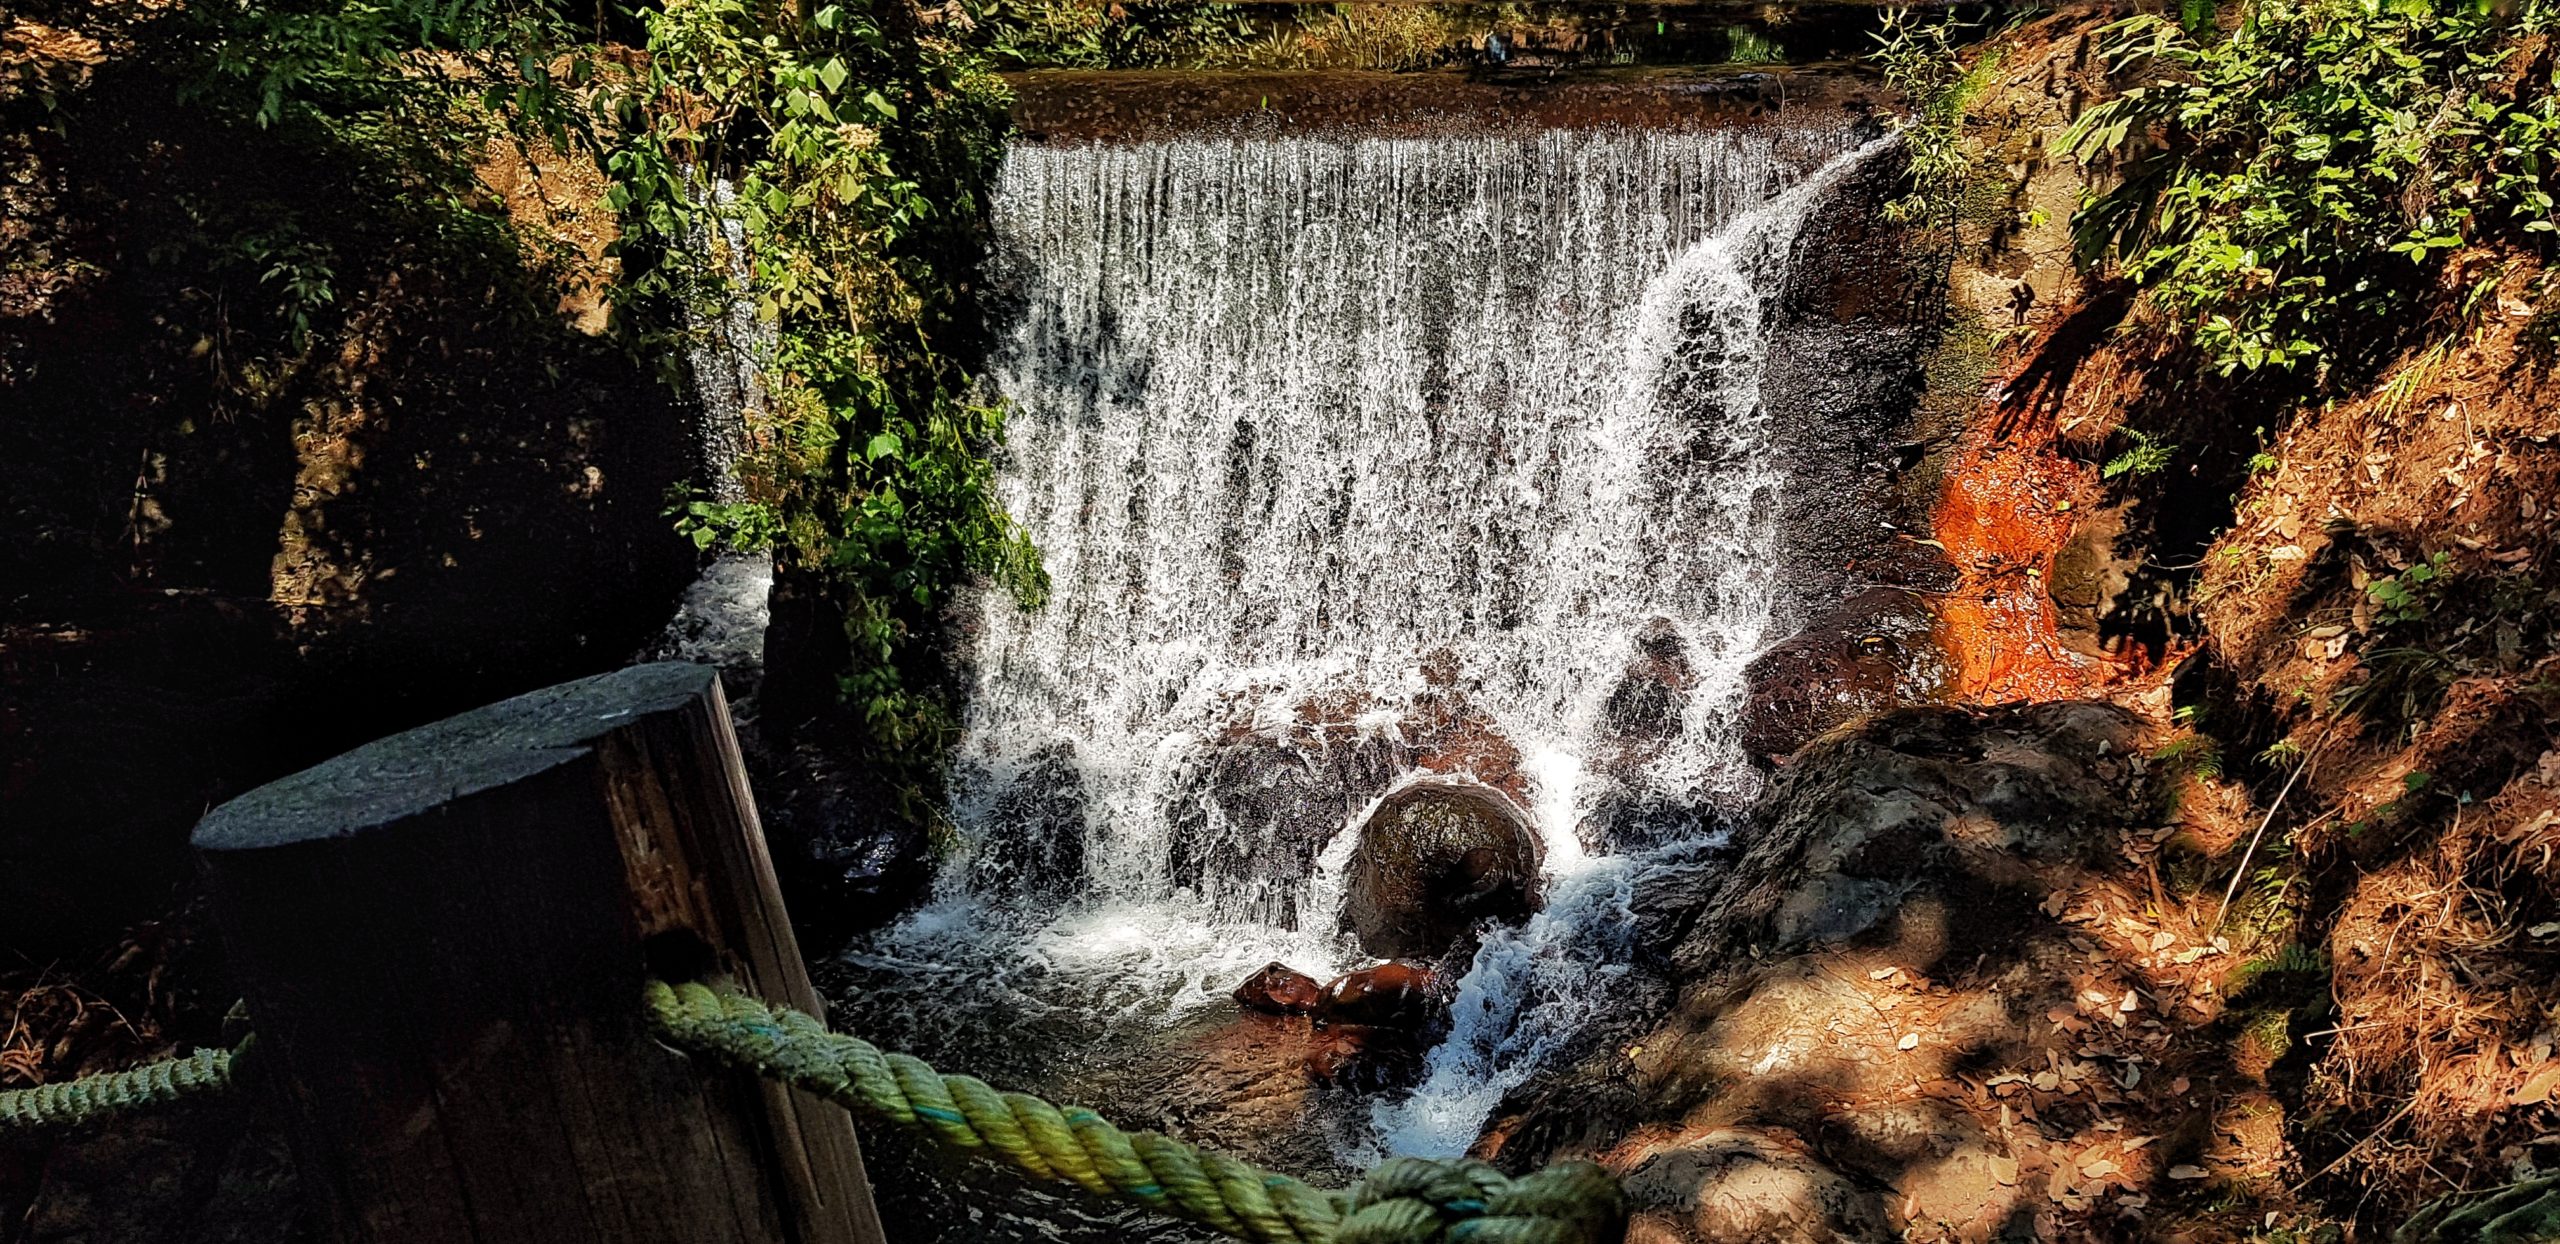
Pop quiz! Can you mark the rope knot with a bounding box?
[1338,1157,1622,1244]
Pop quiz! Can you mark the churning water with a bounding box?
[850,123,1888,1174]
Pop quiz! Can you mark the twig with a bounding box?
[2210,726,2335,937]
[2292,1093,2419,1194]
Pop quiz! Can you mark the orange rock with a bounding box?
[1233,962,1324,1015]
[1315,962,1438,1029]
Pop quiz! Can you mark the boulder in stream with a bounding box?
[1313,961,1438,1030]
[1342,781,1539,959]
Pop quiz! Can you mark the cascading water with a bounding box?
[849,121,1889,1190]
[1371,141,1896,1155]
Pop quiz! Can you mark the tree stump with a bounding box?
[193,662,884,1244]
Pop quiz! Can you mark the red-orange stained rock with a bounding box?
[1930,404,2104,704]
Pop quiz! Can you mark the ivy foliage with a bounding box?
[2068,0,2560,375]
[604,0,1044,797]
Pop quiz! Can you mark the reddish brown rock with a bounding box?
[1233,962,1324,1015]
[1738,588,1948,763]
[1314,962,1438,1030]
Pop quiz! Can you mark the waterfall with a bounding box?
[1369,140,1896,1154]
[861,123,1886,1146]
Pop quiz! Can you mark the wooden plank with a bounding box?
[194,662,884,1244]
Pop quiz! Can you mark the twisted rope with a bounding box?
[644,979,1623,1244]
[0,1044,241,1133]
[2397,1172,2560,1244]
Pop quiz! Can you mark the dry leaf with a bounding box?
[2516,1064,2560,1106]
[1898,1033,1921,1051]
[2168,1165,2208,1181]
[1989,1155,2020,1186]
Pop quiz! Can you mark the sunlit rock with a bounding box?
[1342,781,1538,959]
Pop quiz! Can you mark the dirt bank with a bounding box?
[1527,7,2560,1239]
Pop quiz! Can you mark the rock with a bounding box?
[1739,587,1947,763]
[1602,618,1695,750]
[1675,701,2149,970]
[752,736,933,953]
[1489,702,2158,1224]
[1164,689,1528,930]
[1620,1128,1892,1244]
[1234,962,1324,1015]
[1343,781,1539,959]
[1302,1022,1423,1091]
[961,743,1086,908]
[1314,962,1438,1029]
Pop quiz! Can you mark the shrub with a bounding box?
[2068,0,2560,376]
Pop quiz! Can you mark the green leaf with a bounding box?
[818,57,848,94]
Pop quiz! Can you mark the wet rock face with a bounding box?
[1739,587,1947,762]
[961,743,1087,908]
[1166,687,1528,930]
[1343,782,1539,959]
[1602,618,1696,754]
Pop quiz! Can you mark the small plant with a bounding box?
[2103,426,2178,479]
[2157,733,2226,780]
[2067,0,2560,377]
[1871,8,1992,231]
[668,492,784,553]
[2365,552,2450,626]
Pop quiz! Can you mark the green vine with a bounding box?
[605,0,1044,804]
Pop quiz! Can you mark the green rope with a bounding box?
[644,979,1623,1244]
[2397,1172,2560,1244]
[0,1043,241,1133]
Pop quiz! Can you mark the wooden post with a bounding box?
[193,662,886,1244]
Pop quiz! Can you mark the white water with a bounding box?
[867,125,1884,1150]
[1368,142,1895,1154]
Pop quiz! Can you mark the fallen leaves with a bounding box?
[2515,1064,2560,1106]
